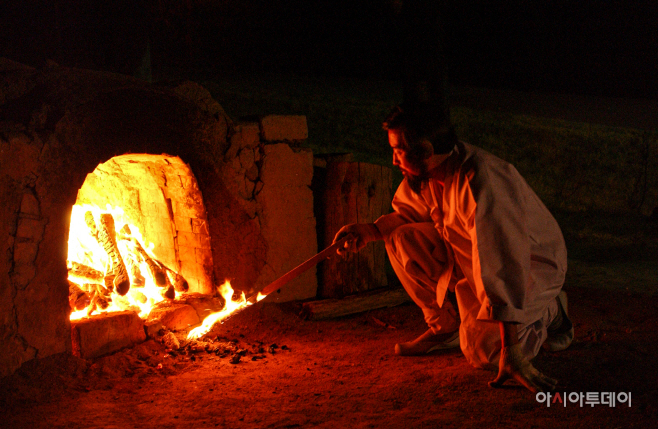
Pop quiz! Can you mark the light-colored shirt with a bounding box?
[375,141,567,325]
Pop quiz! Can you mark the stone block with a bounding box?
[255,143,317,302]
[239,148,255,171]
[178,245,197,263]
[246,164,259,182]
[9,264,36,289]
[139,188,165,204]
[238,122,261,149]
[174,216,194,233]
[191,218,209,235]
[179,264,198,283]
[12,242,38,265]
[16,217,45,241]
[196,277,214,295]
[150,244,177,270]
[174,201,206,219]
[143,215,174,234]
[177,231,198,248]
[180,294,226,321]
[146,303,200,331]
[241,177,256,199]
[20,193,40,216]
[197,233,211,249]
[260,115,308,142]
[179,175,195,189]
[195,247,213,266]
[164,169,182,185]
[71,311,146,359]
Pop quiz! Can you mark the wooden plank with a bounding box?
[300,288,412,320]
[317,159,393,298]
[319,161,349,298]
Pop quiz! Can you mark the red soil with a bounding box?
[1,285,656,429]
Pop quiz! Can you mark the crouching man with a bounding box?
[334,104,574,393]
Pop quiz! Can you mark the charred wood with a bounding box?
[85,283,111,316]
[85,212,131,295]
[68,280,91,311]
[118,225,146,287]
[124,236,167,287]
[161,284,175,300]
[67,261,103,284]
[154,260,189,293]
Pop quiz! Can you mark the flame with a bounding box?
[67,203,179,320]
[187,280,266,340]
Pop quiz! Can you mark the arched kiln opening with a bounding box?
[66,153,213,320]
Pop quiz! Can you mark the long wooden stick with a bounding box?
[254,234,352,299]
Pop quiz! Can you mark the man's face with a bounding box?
[388,130,422,178]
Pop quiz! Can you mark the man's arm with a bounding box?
[333,223,382,255]
[489,322,558,393]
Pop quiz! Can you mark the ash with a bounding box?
[157,329,289,365]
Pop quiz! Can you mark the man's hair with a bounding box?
[383,103,457,194]
[382,103,458,157]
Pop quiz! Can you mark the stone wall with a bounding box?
[220,115,317,302]
[0,59,317,377]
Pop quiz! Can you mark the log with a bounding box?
[119,218,186,293]
[85,212,131,295]
[300,288,412,320]
[315,158,392,298]
[86,283,111,316]
[122,234,167,287]
[68,280,91,311]
[155,260,189,293]
[118,225,146,287]
[67,261,103,284]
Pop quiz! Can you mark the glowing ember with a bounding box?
[187,280,265,340]
[67,203,183,320]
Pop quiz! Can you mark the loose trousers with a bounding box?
[385,222,559,370]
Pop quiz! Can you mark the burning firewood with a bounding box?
[117,225,167,287]
[154,260,189,293]
[85,283,111,316]
[117,225,146,287]
[117,223,187,294]
[85,212,131,296]
[164,266,189,293]
[124,253,146,288]
[67,261,103,284]
[68,280,90,311]
[161,284,176,300]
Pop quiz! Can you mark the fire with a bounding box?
[68,203,266,339]
[187,280,265,340]
[67,203,183,320]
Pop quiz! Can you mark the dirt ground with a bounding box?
[1,284,656,429]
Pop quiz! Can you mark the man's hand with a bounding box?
[333,223,382,255]
[488,343,558,393]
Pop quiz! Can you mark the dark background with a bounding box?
[1,0,656,101]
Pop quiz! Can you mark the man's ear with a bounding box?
[419,138,434,160]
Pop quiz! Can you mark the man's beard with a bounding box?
[401,160,430,195]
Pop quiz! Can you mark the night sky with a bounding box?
[1,0,656,101]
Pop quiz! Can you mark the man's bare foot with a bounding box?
[395,328,460,356]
